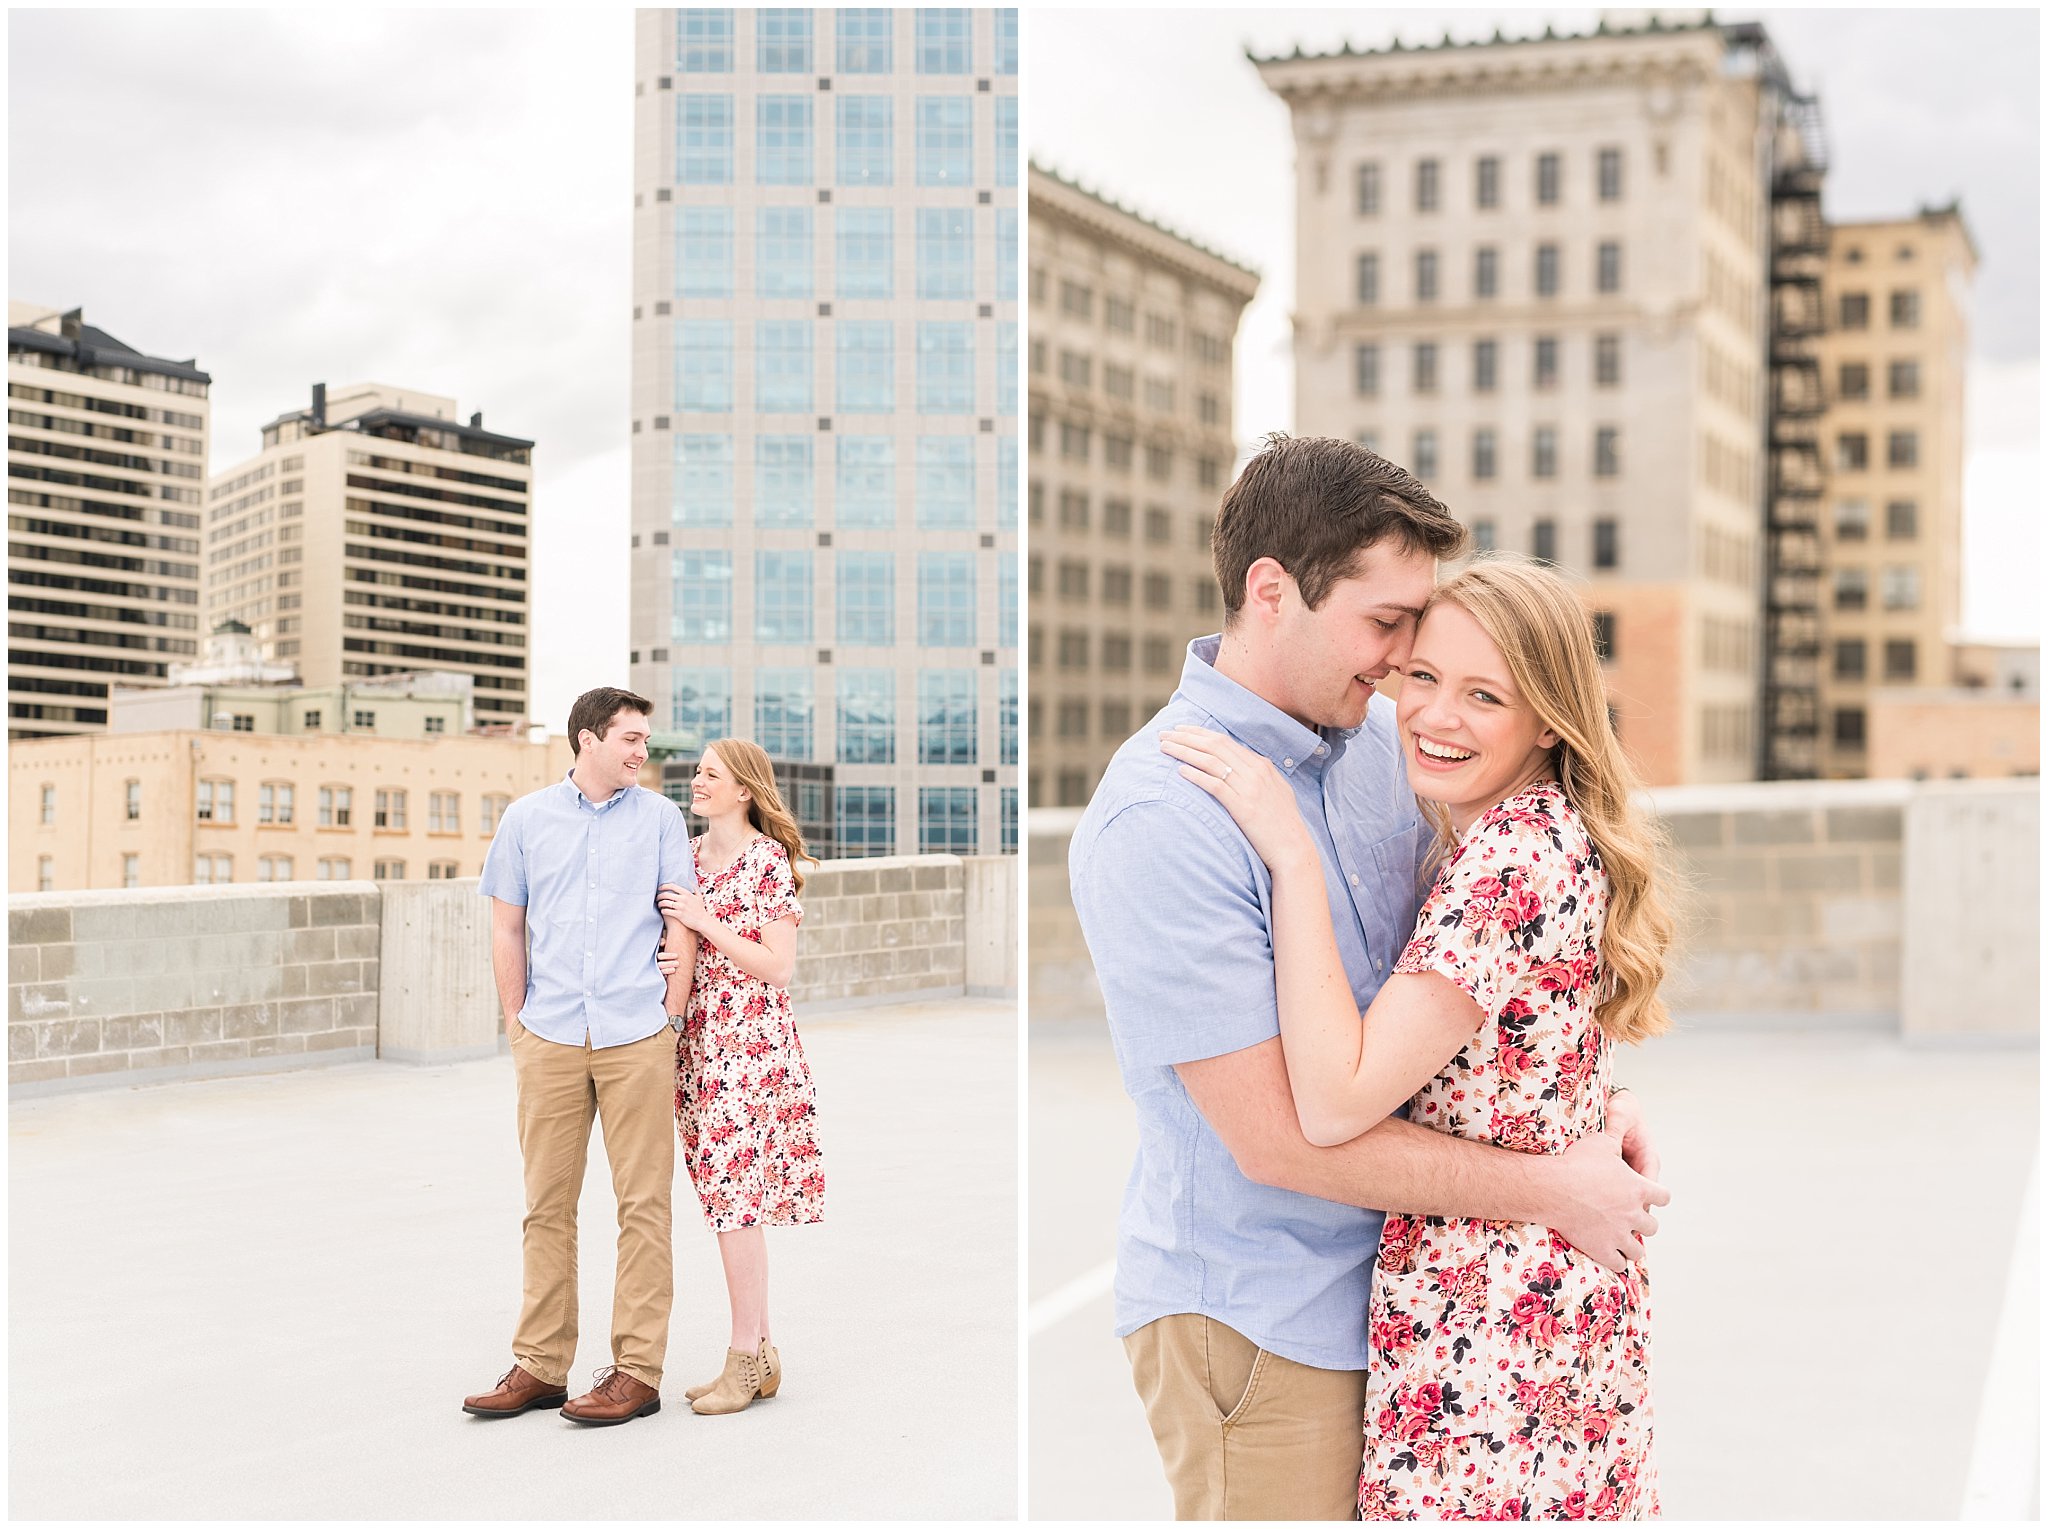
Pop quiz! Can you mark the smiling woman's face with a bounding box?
[1394,601,1559,832]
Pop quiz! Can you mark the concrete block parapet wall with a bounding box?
[1030,779,2039,1042]
[9,854,1019,1092]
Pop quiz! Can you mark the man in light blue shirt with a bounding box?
[1071,437,1665,1519]
[462,687,696,1428]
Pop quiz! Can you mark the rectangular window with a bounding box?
[1415,249,1438,302]
[755,550,814,642]
[1475,155,1499,209]
[999,673,1018,767]
[835,436,895,527]
[1594,426,1620,478]
[1472,519,1496,552]
[756,8,812,71]
[1833,499,1870,540]
[917,670,977,764]
[1412,341,1437,394]
[1834,567,1869,610]
[1834,638,1867,681]
[1889,289,1920,328]
[998,555,1017,647]
[916,207,974,299]
[756,95,814,185]
[1532,518,1557,563]
[755,320,814,412]
[1836,432,1869,472]
[1356,161,1380,215]
[1591,612,1616,660]
[1887,430,1918,469]
[1532,427,1558,480]
[1882,566,1921,611]
[1598,147,1623,201]
[915,436,975,528]
[1533,336,1559,389]
[916,321,974,413]
[995,207,1018,301]
[836,96,894,186]
[674,549,734,641]
[836,551,894,645]
[1884,639,1917,682]
[919,786,977,853]
[39,783,56,824]
[994,8,1018,73]
[671,669,732,751]
[678,207,734,298]
[427,862,458,881]
[196,779,234,824]
[1535,244,1559,297]
[677,319,733,411]
[481,794,510,834]
[836,8,893,73]
[915,97,971,186]
[995,96,1018,187]
[319,786,352,828]
[1536,152,1561,205]
[1885,499,1918,540]
[756,436,814,527]
[317,857,352,881]
[835,321,894,413]
[915,7,971,72]
[1355,252,1378,306]
[1414,157,1439,212]
[194,854,233,886]
[836,668,896,763]
[1412,429,1437,480]
[676,434,734,526]
[1833,708,1867,749]
[754,668,814,760]
[836,207,894,299]
[678,94,734,185]
[1596,241,1622,293]
[429,791,459,834]
[835,784,896,858]
[126,779,141,820]
[755,206,814,299]
[1594,518,1619,570]
[1595,334,1621,387]
[1838,292,1870,329]
[123,853,140,888]
[258,782,295,825]
[1888,360,1920,399]
[679,9,734,71]
[1837,362,1869,400]
[1472,338,1497,393]
[917,551,975,646]
[1471,428,1496,481]
[1474,245,1498,299]
[996,438,1017,527]
[374,789,407,831]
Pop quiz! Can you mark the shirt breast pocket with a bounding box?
[1370,831,1422,936]
[599,828,662,904]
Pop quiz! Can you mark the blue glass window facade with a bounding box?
[835,551,894,645]
[836,97,893,187]
[671,669,732,751]
[919,787,977,853]
[679,95,735,185]
[756,96,814,185]
[754,550,813,643]
[677,320,733,412]
[918,551,974,646]
[918,670,976,764]
[917,322,974,413]
[999,671,1018,765]
[679,9,734,72]
[835,437,895,527]
[915,436,974,529]
[756,436,814,527]
[835,785,895,857]
[756,8,812,72]
[835,208,893,299]
[916,208,973,299]
[756,320,814,412]
[678,207,734,298]
[996,438,1016,528]
[835,321,894,414]
[915,98,971,187]
[1001,786,1017,853]
[836,8,893,73]
[995,208,1018,300]
[915,9,971,73]
[756,207,814,299]
[835,668,896,763]
[994,97,1018,187]
[673,550,733,641]
[754,667,814,760]
[996,322,1017,414]
[998,554,1017,646]
[994,9,1018,74]
[675,434,734,527]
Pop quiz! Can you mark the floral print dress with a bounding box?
[1361,781,1656,1521]
[674,834,825,1232]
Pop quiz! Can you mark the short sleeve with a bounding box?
[1391,815,1563,1020]
[477,802,527,905]
[658,798,698,891]
[1070,799,1280,1069]
[754,840,803,927]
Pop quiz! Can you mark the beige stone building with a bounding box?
[7,301,211,738]
[629,8,1020,858]
[1255,18,1781,785]
[204,382,534,731]
[1026,165,1259,806]
[1814,207,1976,775]
[9,728,581,894]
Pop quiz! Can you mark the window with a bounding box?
[1884,639,1917,682]
[671,669,732,750]
[353,710,376,730]
[755,668,813,759]
[1471,428,1496,481]
[1412,429,1437,480]
[258,855,295,883]
[1594,427,1620,478]
[917,671,976,764]
[915,97,971,186]
[374,789,407,830]
[1833,708,1867,749]
[196,779,234,824]
[994,8,1018,73]
[836,668,896,763]
[317,857,352,881]
[302,710,321,731]
[1471,520,1496,552]
[1536,152,1560,205]
[1597,147,1623,201]
[915,7,971,72]
[995,207,1018,300]
[1355,252,1378,306]
[756,8,811,71]
[1889,290,1920,328]
[755,95,813,184]
[1836,433,1868,472]
[1532,518,1557,563]
[1056,771,1088,807]
[318,786,352,828]
[674,549,734,640]
[424,717,445,736]
[995,97,1018,187]
[1472,339,1497,393]
[39,783,55,824]
[1887,360,1920,399]
[125,779,141,820]
[757,437,814,528]
[374,859,406,881]
[1596,241,1622,293]
[1356,161,1380,214]
[1833,499,1870,540]
[835,785,895,858]
[193,854,233,885]
[678,94,734,185]
[1474,246,1498,299]
[1834,567,1868,610]
[836,207,893,300]
[1591,612,1616,660]
[1415,249,1438,302]
[914,437,975,528]
[1838,292,1870,329]
[676,434,734,526]
[1837,362,1869,401]
[678,319,733,411]
[919,787,977,853]
[835,551,895,645]
[1475,155,1499,209]
[755,320,814,412]
[835,96,893,187]
[1001,787,1017,854]
[999,557,1017,648]
[830,436,893,529]
[1535,244,1559,297]
[427,861,459,880]
[1882,566,1921,611]
[918,551,974,645]
[481,794,510,835]
[835,322,894,413]
[1885,499,1918,540]
[1533,336,1559,390]
[916,322,974,413]
[1593,518,1619,570]
[836,8,892,73]
[1057,488,1088,528]
[427,791,459,834]
[916,207,973,299]
[1834,638,1867,681]
[1532,427,1558,480]
[1595,334,1620,387]
[122,853,139,889]
[258,782,294,825]
[680,9,734,71]
[1411,341,1437,394]
[1414,158,1439,212]
[997,323,1019,415]
[756,206,814,298]
[1887,431,1918,470]
[755,550,813,642]
[37,856,53,892]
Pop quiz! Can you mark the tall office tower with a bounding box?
[630,8,1022,858]
[1255,17,1780,785]
[1026,165,1259,808]
[1812,207,1976,777]
[7,303,211,738]
[205,383,534,730]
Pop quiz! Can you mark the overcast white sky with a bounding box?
[1027,6,2042,643]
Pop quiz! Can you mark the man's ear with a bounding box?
[1241,557,1292,624]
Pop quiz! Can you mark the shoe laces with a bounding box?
[588,1365,636,1399]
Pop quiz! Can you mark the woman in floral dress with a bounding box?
[656,737,824,1417]
[1163,556,1674,1519]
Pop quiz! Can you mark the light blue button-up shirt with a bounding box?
[1068,636,1427,1371]
[478,771,696,1050]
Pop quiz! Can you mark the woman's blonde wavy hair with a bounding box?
[704,737,821,895]
[1418,555,1675,1044]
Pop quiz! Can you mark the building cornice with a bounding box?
[1028,162,1261,303]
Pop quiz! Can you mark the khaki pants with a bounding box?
[1125,1314,1368,1521]
[509,1023,675,1390]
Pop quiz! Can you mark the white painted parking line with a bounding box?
[1029,1257,1117,1336]
[1962,1152,2040,1520]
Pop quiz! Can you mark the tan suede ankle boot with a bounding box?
[756,1338,781,1398]
[690,1347,766,1415]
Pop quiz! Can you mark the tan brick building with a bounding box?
[1026,165,1259,806]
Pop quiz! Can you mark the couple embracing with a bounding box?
[1072,435,1675,1520]
[460,688,823,1427]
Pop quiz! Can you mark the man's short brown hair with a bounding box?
[1211,434,1467,620]
[567,687,653,755]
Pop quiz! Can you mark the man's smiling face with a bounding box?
[1266,540,1437,731]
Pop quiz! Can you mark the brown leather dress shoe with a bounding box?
[462,1363,568,1417]
[560,1365,661,1426]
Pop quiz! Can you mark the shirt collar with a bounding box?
[1179,635,1354,780]
[560,768,630,813]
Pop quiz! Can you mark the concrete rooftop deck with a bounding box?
[10,998,1018,1521]
[1028,1022,2039,1521]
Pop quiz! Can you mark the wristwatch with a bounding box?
[668,1012,688,1033]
